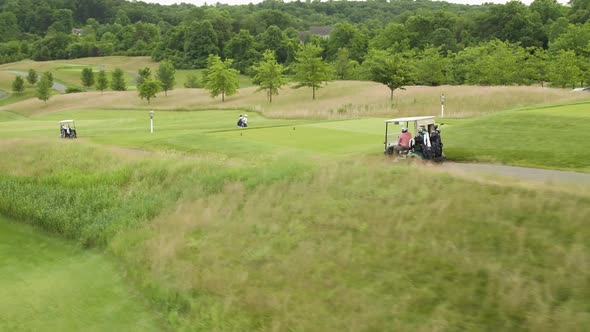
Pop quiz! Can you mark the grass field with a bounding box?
[1,59,590,331]
[0,216,162,331]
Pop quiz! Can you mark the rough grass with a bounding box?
[111,159,590,331]
[0,216,162,331]
[2,137,589,331]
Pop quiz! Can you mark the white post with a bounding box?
[149,110,154,133]
[440,93,445,118]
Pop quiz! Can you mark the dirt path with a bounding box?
[439,162,590,185]
[4,71,67,93]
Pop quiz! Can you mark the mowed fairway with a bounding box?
[444,102,590,172]
[0,217,161,331]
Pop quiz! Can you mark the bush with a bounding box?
[65,87,84,93]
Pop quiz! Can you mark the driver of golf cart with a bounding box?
[394,127,412,155]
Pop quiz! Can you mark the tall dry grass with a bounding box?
[2,81,589,119]
[111,158,590,331]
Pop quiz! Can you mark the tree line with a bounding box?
[2,0,590,89]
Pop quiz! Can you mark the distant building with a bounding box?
[72,28,83,36]
[298,26,334,44]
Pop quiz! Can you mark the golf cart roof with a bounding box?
[60,120,75,124]
[385,116,436,124]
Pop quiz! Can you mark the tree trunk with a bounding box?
[165,89,168,96]
[312,86,316,100]
[390,88,394,100]
[222,92,225,102]
[269,91,272,103]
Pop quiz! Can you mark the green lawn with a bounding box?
[1,102,590,171]
[444,102,590,172]
[0,216,162,331]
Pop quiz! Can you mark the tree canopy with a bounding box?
[203,55,240,102]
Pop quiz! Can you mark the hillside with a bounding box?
[2,80,589,119]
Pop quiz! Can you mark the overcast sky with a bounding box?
[142,0,569,6]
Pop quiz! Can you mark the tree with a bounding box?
[226,30,260,74]
[137,67,151,85]
[292,44,333,100]
[138,79,162,104]
[184,20,219,68]
[549,50,581,88]
[203,55,240,102]
[36,76,51,104]
[95,70,109,94]
[26,69,38,85]
[414,47,449,86]
[363,50,413,100]
[42,72,54,87]
[252,50,286,103]
[12,76,25,94]
[184,73,201,88]
[332,48,359,80]
[156,61,176,96]
[81,68,95,89]
[111,68,127,91]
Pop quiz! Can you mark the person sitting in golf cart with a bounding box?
[394,127,412,154]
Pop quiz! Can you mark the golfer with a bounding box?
[394,127,412,154]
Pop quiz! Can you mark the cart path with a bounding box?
[4,71,67,93]
[0,89,8,100]
[439,162,590,185]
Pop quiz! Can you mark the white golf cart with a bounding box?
[384,116,444,161]
[60,120,77,139]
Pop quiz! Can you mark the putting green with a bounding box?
[0,216,161,331]
[218,118,386,155]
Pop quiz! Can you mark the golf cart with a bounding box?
[384,116,444,162]
[60,120,77,139]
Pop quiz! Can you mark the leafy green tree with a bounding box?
[111,68,127,91]
[42,72,54,87]
[81,68,95,89]
[137,67,152,85]
[138,79,162,104]
[36,76,51,104]
[184,20,219,68]
[252,50,286,103]
[522,47,549,86]
[184,73,201,88]
[26,69,38,85]
[257,25,290,63]
[203,55,240,102]
[156,61,176,96]
[414,47,449,86]
[363,50,413,100]
[332,48,359,80]
[95,70,109,94]
[530,0,564,24]
[226,29,260,74]
[549,50,581,88]
[327,22,368,62]
[12,76,25,94]
[292,44,333,100]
